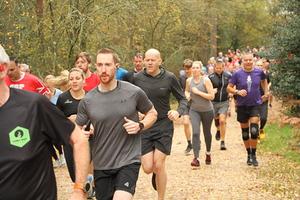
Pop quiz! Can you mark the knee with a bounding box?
[183,119,190,126]
[141,160,153,174]
[142,164,153,174]
[153,161,165,175]
[241,127,249,141]
[250,123,259,139]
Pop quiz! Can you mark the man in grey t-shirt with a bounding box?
[76,48,157,200]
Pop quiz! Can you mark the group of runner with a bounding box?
[0,44,271,200]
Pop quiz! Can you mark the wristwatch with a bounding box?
[138,122,145,132]
[234,90,239,95]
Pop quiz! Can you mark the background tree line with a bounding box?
[0,0,273,76]
[1,0,299,112]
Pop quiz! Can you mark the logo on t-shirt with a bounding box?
[9,126,31,148]
[9,84,25,89]
[65,99,73,104]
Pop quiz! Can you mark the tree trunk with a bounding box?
[36,0,45,66]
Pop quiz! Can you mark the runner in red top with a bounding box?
[75,52,100,91]
[5,58,49,95]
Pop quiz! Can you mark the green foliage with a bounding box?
[260,124,300,163]
[0,0,274,77]
[268,0,300,99]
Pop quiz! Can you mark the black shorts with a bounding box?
[260,101,268,121]
[141,118,174,155]
[94,162,141,200]
[236,105,260,123]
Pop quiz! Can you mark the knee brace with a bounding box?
[250,123,259,139]
[214,119,220,127]
[241,127,249,141]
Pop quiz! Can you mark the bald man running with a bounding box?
[132,48,187,200]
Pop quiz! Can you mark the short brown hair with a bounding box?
[183,59,193,68]
[134,52,143,60]
[75,52,92,64]
[97,48,120,64]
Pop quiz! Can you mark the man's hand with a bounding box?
[123,117,140,134]
[168,110,180,121]
[237,89,247,97]
[82,124,94,138]
[69,189,86,200]
[68,114,77,123]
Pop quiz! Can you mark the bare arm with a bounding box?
[192,77,215,100]
[227,83,247,97]
[261,79,270,102]
[69,125,90,198]
[227,82,236,94]
[261,79,269,95]
[185,77,191,101]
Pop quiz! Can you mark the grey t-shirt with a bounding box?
[76,81,153,170]
[190,77,213,112]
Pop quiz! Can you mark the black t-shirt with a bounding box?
[0,88,75,200]
[133,67,187,121]
[56,90,82,117]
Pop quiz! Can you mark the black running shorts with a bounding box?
[141,118,174,155]
[236,105,260,123]
[94,162,141,200]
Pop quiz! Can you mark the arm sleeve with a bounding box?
[33,77,50,95]
[136,89,153,114]
[38,95,75,146]
[56,94,63,111]
[229,72,237,85]
[75,99,89,126]
[170,74,188,116]
[178,74,186,91]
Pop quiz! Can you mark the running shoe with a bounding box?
[205,154,211,165]
[215,131,220,141]
[53,159,61,168]
[259,129,266,140]
[191,158,200,167]
[252,155,259,167]
[220,141,227,150]
[185,144,193,155]
[59,154,66,166]
[247,155,252,166]
[151,173,157,191]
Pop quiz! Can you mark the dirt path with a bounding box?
[55,102,283,200]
